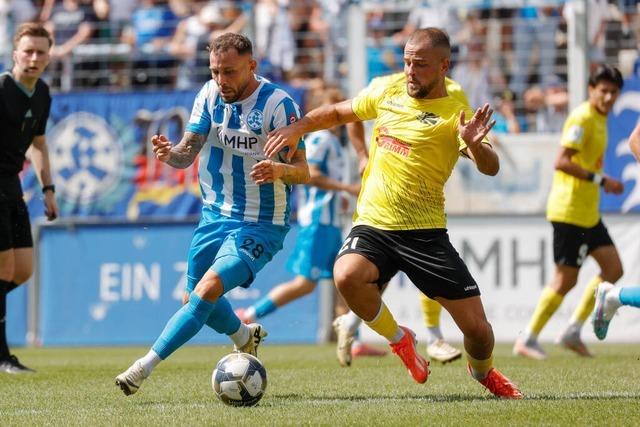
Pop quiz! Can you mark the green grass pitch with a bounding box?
[1,343,639,426]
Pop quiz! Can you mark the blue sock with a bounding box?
[619,287,640,308]
[152,292,216,359]
[254,297,277,319]
[205,296,241,335]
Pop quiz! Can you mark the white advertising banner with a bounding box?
[445,134,559,214]
[360,215,640,343]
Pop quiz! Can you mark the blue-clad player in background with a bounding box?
[115,33,310,396]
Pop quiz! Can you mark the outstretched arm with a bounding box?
[459,104,499,176]
[152,132,207,169]
[265,100,359,160]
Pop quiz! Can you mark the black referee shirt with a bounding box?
[0,71,51,180]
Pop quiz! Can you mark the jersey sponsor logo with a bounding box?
[463,284,478,291]
[288,113,297,124]
[385,99,405,109]
[247,109,263,131]
[47,112,124,206]
[416,111,440,126]
[375,126,411,157]
[218,128,260,153]
[565,125,584,143]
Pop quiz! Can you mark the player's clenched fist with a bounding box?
[152,134,172,162]
[250,159,284,184]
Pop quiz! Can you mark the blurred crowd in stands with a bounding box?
[1,0,639,133]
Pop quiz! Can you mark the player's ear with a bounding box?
[249,58,257,74]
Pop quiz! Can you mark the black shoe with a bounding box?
[0,355,35,373]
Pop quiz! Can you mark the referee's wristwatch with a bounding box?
[42,184,56,194]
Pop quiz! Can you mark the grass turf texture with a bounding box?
[1,343,639,426]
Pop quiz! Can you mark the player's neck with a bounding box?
[10,68,38,92]
[236,77,260,103]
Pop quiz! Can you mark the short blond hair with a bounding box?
[14,22,53,48]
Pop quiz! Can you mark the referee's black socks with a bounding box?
[0,279,10,358]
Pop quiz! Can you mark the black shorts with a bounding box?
[552,220,614,268]
[337,225,480,300]
[0,184,33,251]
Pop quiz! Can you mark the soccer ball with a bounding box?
[212,352,267,407]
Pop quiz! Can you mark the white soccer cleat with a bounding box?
[115,361,147,396]
[332,315,354,367]
[235,323,268,357]
[592,282,618,340]
[426,339,462,364]
[512,337,547,360]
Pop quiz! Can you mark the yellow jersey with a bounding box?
[351,73,476,230]
[546,102,607,227]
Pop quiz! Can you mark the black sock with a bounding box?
[0,280,9,358]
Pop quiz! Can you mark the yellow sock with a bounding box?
[571,275,602,324]
[365,302,401,342]
[527,287,564,336]
[420,294,441,328]
[466,352,494,380]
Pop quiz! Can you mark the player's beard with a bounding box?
[407,78,438,99]
[221,78,250,103]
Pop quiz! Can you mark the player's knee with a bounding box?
[333,264,355,289]
[463,319,493,343]
[194,271,225,302]
[13,268,33,285]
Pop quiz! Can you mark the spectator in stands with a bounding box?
[105,0,140,39]
[121,0,179,87]
[492,90,525,134]
[394,0,463,46]
[366,11,403,81]
[451,29,493,110]
[509,5,561,98]
[254,0,295,81]
[563,0,610,68]
[44,0,96,90]
[522,76,569,133]
[1,1,38,71]
[170,1,247,89]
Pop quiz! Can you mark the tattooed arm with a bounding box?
[151,132,207,169]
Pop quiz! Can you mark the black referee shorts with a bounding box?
[336,225,480,300]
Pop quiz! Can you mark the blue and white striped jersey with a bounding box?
[297,130,345,228]
[186,77,304,226]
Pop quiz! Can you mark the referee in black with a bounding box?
[1,23,58,373]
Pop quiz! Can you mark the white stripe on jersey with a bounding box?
[186,77,303,225]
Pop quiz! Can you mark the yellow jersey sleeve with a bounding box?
[351,75,391,121]
[560,111,589,151]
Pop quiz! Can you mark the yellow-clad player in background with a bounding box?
[332,72,469,367]
[265,28,523,399]
[514,64,624,360]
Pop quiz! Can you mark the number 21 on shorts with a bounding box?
[338,236,359,254]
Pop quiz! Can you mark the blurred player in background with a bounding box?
[332,72,470,367]
[265,28,523,399]
[592,122,640,340]
[115,33,309,396]
[235,85,362,328]
[0,23,58,374]
[514,64,624,360]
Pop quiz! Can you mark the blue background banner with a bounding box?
[36,222,318,346]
